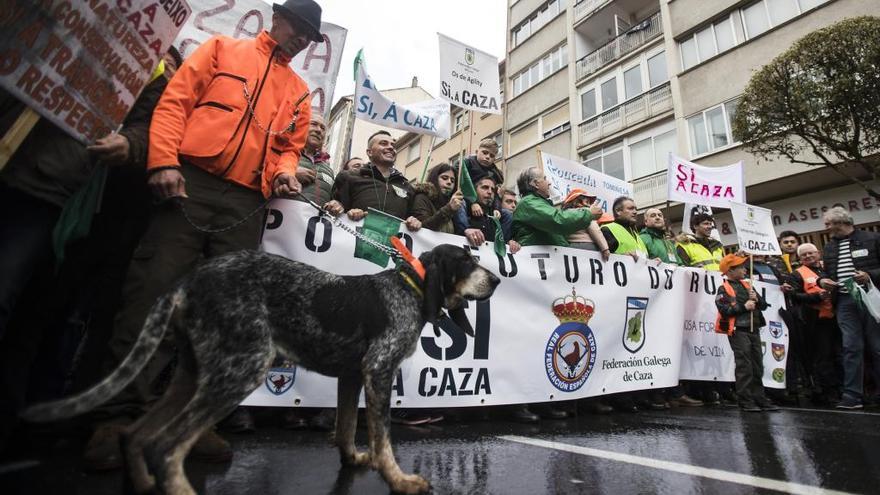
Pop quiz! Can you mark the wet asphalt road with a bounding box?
[3,406,879,495]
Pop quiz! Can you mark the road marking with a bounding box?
[499,435,855,495]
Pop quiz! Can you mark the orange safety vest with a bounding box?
[715,280,752,336]
[795,265,834,319]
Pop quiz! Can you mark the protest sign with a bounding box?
[729,202,781,255]
[0,0,192,143]
[173,0,346,117]
[242,201,786,408]
[354,51,451,139]
[437,33,501,114]
[667,154,744,208]
[541,152,632,211]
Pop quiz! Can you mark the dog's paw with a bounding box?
[342,450,370,466]
[389,473,430,494]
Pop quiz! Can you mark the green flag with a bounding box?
[458,159,477,203]
[354,208,401,267]
[353,48,364,80]
[491,216,506,258]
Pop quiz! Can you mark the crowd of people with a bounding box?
[0,0,877,477]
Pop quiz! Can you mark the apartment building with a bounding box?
[504,0,879,247]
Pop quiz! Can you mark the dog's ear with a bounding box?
[448,306,474,336]
[421,251,444,323]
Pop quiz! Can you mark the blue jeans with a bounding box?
[835,294,880,401]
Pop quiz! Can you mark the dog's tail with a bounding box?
[22,290,180,422]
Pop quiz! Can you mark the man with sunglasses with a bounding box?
[81,0,324,472]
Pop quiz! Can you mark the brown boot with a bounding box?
[189,428,233,463]
[82,422,128,471]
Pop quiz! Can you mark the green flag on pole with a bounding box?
[353,48,364,81]
[354,208,401,267]
[490,216,506,258]
[458,159,477,203]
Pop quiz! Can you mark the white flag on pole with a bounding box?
[729,202,781,255]
[353,51,451,138]
[437,33,502,114]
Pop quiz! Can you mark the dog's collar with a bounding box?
[390,236,425,280]
[399,271,424,299]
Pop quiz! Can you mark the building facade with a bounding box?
[504,0,879,248]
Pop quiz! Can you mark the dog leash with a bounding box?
[295,195,404,261]
[175,196,272,234]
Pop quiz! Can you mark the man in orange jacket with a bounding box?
[82,0,323,471]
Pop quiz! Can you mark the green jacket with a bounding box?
[296,150,335,204]
[512,193,593,247]
[639,227,680,264]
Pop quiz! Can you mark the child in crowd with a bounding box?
[715,254,779,412]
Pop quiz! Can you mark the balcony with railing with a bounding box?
[578,81,672,149]
[574,0,612,24]
[576,11,662,82]
[632,171,667,207]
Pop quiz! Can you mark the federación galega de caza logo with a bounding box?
[545,288,597,392]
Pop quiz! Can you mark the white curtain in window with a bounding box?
[629,138,655,179]
[647,52,668,87]
[680,38,699,70]
[653,130,676,173]
[581,89,597,120]
[766,0,799,26]
[601,78,618,110]
[714,18,736,52]
[742,1,770,38]
[706,106,729,149]
[624,65,642,100]
[696,27,716,63]
[688,115,709,155]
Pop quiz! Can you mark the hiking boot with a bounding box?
[739,402,762,413]
[82,423,128,471]
[189,429,233,463]
[668,394,704,407]
[756,400,780,412]
[508,405,539,424]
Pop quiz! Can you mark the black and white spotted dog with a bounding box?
[24,244,499,494]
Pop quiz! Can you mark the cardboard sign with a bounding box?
[437,33,501,115]
[730,201,781,255]
[667,153,745,208]
[0,0,192,143]
[541,151,632,211]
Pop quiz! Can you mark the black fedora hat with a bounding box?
[273,0,323,43]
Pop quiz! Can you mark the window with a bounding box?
[583,143,625,180]
[687,98,741,156]
[581,89,596,120]
[680,37,698,70]
[647,52,667,88]
[511,44,567,97]
[695,27,716,63]
[600,77,618,110]
[453,112,469,133]
[767,0,799,26]
[406,142,419,163]
[742,1,770,38]
[629,127,677,179]
[714,18,736,52]
[511,0,566,48]
[493,133,503,159]
[624,65,642,100]
[541,105,571,139]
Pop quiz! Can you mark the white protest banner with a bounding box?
[541,152,632,211]
[667,154,745,208]
[173,0,346,117]
[729,202,782,255]
[678,271,788,388]
[354,51,451,139]
[0,0,191,143]
[242,201,787,408]
[437,33,501,115]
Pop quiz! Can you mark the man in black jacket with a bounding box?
[818,207,880,409]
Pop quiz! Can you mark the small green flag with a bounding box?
[354,208,401,267]
[491,216,506,258]
[353,48,364,81]
[458,160,477,203]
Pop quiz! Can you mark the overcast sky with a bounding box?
[310,0,507,103]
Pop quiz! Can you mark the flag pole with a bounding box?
[419,136,436,183]
[456,149,465,193]
[749,253,754,332]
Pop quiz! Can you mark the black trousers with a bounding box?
[728,329,768,405]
